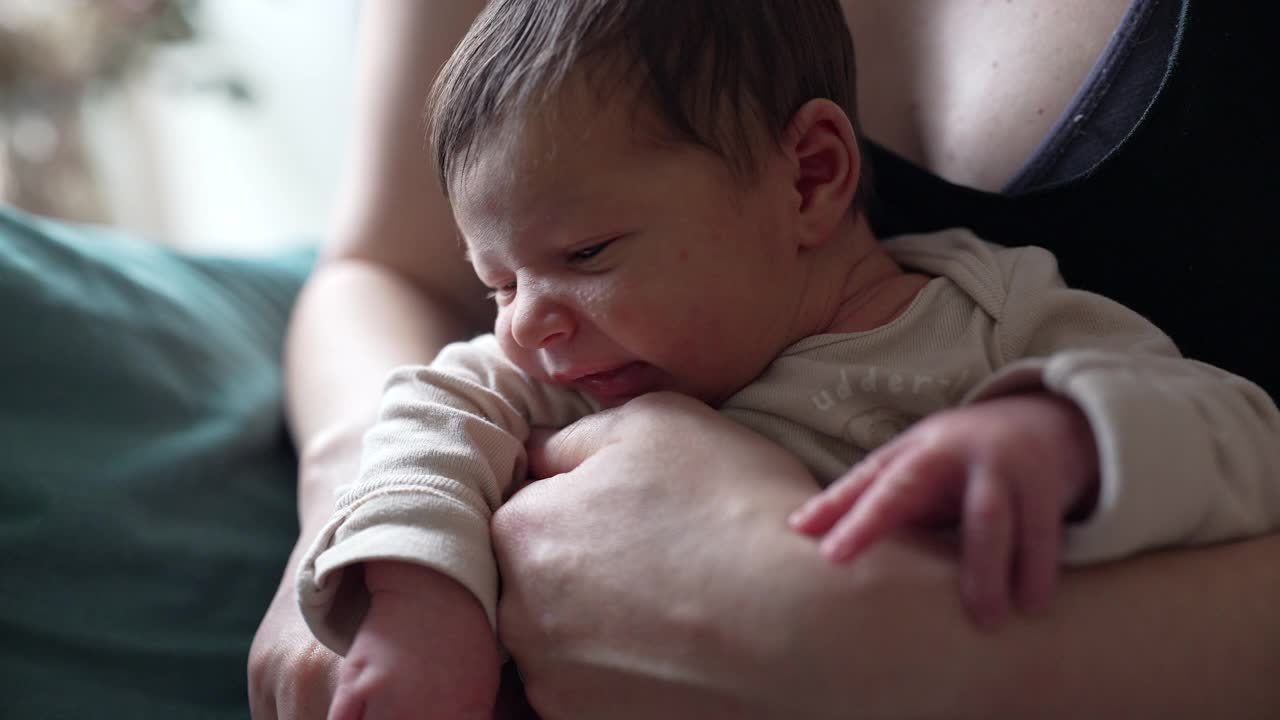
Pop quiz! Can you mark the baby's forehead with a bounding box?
[454,97,668,192]
[481,67,695,156]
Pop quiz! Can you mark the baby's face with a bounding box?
[452,90,807,406]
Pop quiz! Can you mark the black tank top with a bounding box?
[1004,0,1175,194]
[867,0,1279,398]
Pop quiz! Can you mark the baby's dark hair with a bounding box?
[429,0,869,208]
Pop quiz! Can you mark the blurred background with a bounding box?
[0,0,359,256]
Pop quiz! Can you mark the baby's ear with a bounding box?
[782,99,861,248]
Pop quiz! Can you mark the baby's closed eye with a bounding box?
[567,237,617,264]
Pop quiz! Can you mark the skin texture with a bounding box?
[846,0,1132,191]
[250,1,1280,718]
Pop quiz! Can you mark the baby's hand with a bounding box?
[328,561,501,720]
[789,393,1099,628]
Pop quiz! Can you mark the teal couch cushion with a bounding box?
[0,205,311,719]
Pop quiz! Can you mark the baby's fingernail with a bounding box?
[788,509,809,527]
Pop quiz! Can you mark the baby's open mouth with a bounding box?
[568,362,662,401]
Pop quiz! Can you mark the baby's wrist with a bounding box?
[1065,474,1100,522]
[364,560,470,602]
[1043,393,1101,520]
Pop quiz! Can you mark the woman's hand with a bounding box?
[248,546,342,720]
[492,393,975,720]
[248,427,355,720]
[493,393,808,719]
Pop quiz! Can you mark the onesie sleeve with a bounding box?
[296,335,595,654]
[964,246,1280,564]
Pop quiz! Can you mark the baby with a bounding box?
[298,0,1280,717]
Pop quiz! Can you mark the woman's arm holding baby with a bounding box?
[249,2,490,718]
[496,393,1280,719]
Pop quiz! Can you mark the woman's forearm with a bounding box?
[253,259,468,717]
[284,261,477,457]
[1003,534,1280,718]
[272,0,490,652]
[250,4,491,717]
[767,529,1280,719]
[496,398,1280,719]
[284,0,491,491]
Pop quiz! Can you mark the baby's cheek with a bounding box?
[494,314,516,348]
[622,301,698,341]
[608,304,635,327]
[494,318,537,373]
[596,281,706,348]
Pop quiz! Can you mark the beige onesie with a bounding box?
[298,228,1280,653]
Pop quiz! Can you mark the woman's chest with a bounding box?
[843,0,1133,191]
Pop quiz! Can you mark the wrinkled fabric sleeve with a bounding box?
[964,246,1280,564]
[296,335,595,654]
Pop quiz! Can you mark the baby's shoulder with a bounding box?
[884,228,1058,278]
[883,228,1066,319]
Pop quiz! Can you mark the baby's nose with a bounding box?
[511,291,573,349]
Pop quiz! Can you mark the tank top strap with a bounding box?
[1002,0,1179,194]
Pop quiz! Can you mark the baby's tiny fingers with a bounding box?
[1011,481,1063,613]
[816,456,937,562]
[789,449,896,534]
[961,469,1014,630]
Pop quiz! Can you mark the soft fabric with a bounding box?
[298,228,1280,656]
[0,204,312,720]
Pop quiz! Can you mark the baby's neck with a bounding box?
[806,220,932,336]
[823,269,931,334]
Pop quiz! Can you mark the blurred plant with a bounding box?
[0,0,246,222]
[0,0,201,107]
